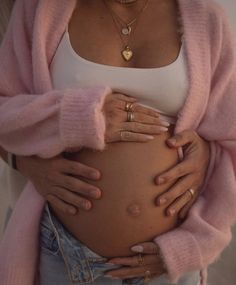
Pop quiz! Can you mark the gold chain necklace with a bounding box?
[103,0,149,61]
[107,1,147,36]
[115,0,138,4]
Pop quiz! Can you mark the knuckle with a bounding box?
[68,163,77,173]
[132,122,140,131]
[123,131,132,139]
[176,166,183,176]
[65,177,74,189]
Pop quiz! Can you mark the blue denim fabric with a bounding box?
[39,204,200,285]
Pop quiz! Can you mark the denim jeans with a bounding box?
[39,204,200,285]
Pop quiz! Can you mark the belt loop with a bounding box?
[45,204,94,284]
[45,204,74,284]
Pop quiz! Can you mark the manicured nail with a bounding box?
[160,121,170,127]
[158,197,167,206]
[104,275,119,279]
[91,171,100,179]
[91,189,101,198]
[168,209,176,216]
[145,135,154,140]
[83,201,91,210]
[131,245,143,252]
[168,138,176,145]
[157,177,166,184]
[159,127,169,132]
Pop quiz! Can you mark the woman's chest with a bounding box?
[68,0,182,68]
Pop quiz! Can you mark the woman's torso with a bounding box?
[49,0,188,257]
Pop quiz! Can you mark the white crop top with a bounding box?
[50,28,188,122]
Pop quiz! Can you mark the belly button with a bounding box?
[127,203,141,217]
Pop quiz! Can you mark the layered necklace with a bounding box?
[103,0,150,61]
[115,0,139,3]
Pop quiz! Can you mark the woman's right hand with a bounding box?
[16,153,102,215]
[103,93,170,143]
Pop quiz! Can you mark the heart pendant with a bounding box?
[122,46,133,61]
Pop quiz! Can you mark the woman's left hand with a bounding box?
[155,130,210,219]
[105,242,166,281]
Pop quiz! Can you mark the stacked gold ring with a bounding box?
[137,253,144,266]
[188,188,195,199]
[144,270,151,282]
[127,111,135,122]
[125,102,133,112]
[125,101,136,122]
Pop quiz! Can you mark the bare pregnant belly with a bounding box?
[50,129,179,257]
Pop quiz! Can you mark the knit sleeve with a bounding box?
[0,0,111,158]
[154,4,236,282]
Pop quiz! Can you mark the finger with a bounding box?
[117,131,155,142]
[51,187,92,211]
[166,130,198,147]
[60,158,101,181]
[113,93,137,103]
[155,174,196,207]
[131,242,159,254]
[46,193,77,215]
[57,174,101,199]
[105,264,159,279]
[165,189,195,217]
[155,159,194,185]
[108,254,158,267]
[179,199,196,219]
[131,104,160,118]
[122,122,170,135]
[130,112,169,127]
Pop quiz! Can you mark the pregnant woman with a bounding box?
[0,0,236,285]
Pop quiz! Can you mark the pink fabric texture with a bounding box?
[0,0,236,284]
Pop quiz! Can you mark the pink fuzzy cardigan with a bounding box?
[0,0,236,284]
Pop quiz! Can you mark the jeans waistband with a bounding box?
[43,204,125,284]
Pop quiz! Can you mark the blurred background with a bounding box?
[0,0,236,284]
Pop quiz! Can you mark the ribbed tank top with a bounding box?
[50,28,188,123]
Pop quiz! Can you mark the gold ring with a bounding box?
[144,270,151,282]
[124,102,133,112]
[188,188,195,199]
[137,253,144,266]
[127,111,134,122]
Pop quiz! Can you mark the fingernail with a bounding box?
[157,177,166,184]
[168,209,176,216]
[83,201,92,210]
[146,135,154,140]
[158,197,167,206]
[131,245,143,252]
[160,121,170,127]
[159,127,169,132]
[91,189,101,198]
[168,138,176,145]
[91,172,100,179]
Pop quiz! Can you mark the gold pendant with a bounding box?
[122,46,133,61]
